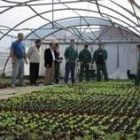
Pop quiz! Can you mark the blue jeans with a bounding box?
[11,58,24,86]
[64,61,76,83]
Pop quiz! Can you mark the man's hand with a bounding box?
[25,59,28,65]
[66,59,69,62]
[12,59,15,65]
[91,64,94,69]
[87,63,90,66]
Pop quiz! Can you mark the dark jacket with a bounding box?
[78,48,92,63]
[64,46,78,61]
[54,50,60,61]
[93,49,107,64]
[44,48,54,68]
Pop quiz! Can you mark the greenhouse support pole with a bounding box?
[1,55,10,78]
[52,0,54,28]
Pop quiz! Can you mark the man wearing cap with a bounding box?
[78,44,92,82]
[135,44,140,86]
[92,43,108,81]
[64,39,78,84]
[27,39,42,86]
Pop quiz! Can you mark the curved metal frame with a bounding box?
[0,0,140,39]
[25,16,138,40]
[0,8,140,41]
[1,0,140,77]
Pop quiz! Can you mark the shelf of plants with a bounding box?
[0,81,140,140]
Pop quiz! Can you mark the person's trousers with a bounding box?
[79,63,89,82]
[64,61,76,83]
[135,69,140,86]
[54,61,60,83]
[96,63,108,81]
[11,58,24,86]
[29,63,39,85]
[44,63,55,85]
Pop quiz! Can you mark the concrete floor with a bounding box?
[0,85,46,99]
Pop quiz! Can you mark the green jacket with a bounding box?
[78,48,92,63]
[93,49,107,64]
[64,46,78,61]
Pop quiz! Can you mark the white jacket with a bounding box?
[27,46,40,63]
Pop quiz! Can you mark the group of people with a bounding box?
[10,32,121,88]
[10,33,62,87]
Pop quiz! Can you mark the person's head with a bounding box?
[49,42,55,49]
[54,43,59,50]
[137,44,140,50]
[70,39,75,46]
[18,33,24,41]
[84,44,88,49]
[98,42,103,49]
[35,39,42,48]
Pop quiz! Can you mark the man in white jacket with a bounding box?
[27,39,42,85]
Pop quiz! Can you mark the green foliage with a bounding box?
[0,81,139,139]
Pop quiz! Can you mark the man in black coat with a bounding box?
[44,42,55,85]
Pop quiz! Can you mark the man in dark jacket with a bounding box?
[64,39,78,84]
[78,44,92,82]
[93,43,108,81]
[44,42,55,85]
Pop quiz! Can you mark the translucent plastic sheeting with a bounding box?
[0,0,140,40]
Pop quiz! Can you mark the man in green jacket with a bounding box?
[135,44,140,86]
[64,39,78,84]
[93,43,108,81]
[79,44,92,82]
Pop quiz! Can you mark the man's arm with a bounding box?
[44,49,49,68]
[24,48,28,64]
[88,51,92,63]
[27,47,32,59]
[92,51,96,64]
[76,50,78,59]
[25,53,28,64]
[10,49,15,64]
[64,48,68,60]
[10,42,15,64]
[104,50,108,61]
[78,51,82,62]
[44,49,47,67]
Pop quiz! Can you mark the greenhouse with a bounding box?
[0,0,140,139]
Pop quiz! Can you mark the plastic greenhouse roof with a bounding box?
[26,16,138,40]
[0,0,140,41]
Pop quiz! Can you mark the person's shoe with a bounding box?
[34,84,39,86]
[134,85,139,89]
[65,82,69,85]
[55,80,59,84]
[19,84,26,87]
[44,83,51,86]
[11,85,15,88]
[30,84,35,86]
[51,83,55,85]
[72,82,75,84]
